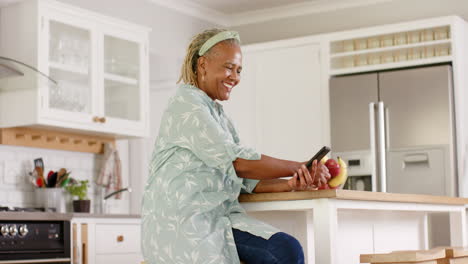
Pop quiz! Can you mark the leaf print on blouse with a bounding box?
[141,84,279,264]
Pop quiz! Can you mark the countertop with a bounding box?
[0,212,140,221]
[239,189,468,205]
[3,190,467,220]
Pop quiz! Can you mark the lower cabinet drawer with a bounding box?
[95,253,143,264]
[95,224,141,254]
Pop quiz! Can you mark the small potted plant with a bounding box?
[65,179,91,213]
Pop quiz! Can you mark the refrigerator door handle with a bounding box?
[385,106,390,148]
[377,101,387,192]
[403,153,430,166]
[369,102,377,192]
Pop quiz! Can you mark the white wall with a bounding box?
[232,0,468,44]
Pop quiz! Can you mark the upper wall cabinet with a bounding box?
[327,16,462,76]
[0,0,151,138]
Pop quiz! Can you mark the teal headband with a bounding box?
[198,31,241,56]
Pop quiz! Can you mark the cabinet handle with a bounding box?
[117,235,124,242]
[81,224,88,264]
[92,116,106,123]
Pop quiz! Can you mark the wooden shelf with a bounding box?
[50,61,88,75]
[329,25,452,75]
[330,56,452,75]
[330,39,451,58]
[0,127,115,154]
[104,73,138,86]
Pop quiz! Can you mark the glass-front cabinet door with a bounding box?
[0,0,149,137]
[101,30,146,132]
[43,14,96,124]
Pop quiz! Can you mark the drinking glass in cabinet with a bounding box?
[354,39,367,50]
[105,56,138,78]
[381,35,393,47]
[393,51,407,62]
[367,37,380,49]
[368,54,380,65]
[424,47,435,58]
[343,57,355,68]
[104,35,140,79]
[381,53,394,63]
[434,27,449,40]
[49,80,88,112]
[422,29,434,42]
[49,20,91,69]
[74,38,90,68]
[408,49,422,60]
[435,46,450,56]
[408,31,420,43]
[61,34,75,65]
[356,55,368,66]
[343,40,354,52]
[394,33,407,45]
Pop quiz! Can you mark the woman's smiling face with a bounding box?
[197,41,242,101]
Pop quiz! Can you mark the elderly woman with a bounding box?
[141,29,330,264]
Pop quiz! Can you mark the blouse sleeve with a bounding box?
[167,100,260,169]
[225,115,260,193]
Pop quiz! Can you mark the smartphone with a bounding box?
[305,146,331,169]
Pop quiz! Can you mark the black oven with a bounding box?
[0,219,71,264]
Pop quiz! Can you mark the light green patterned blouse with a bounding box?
[141,84,279,264]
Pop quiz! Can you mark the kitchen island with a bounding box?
[239,190,468,264]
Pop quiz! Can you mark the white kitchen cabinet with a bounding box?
[0,0,150,137]
[224,41,327,161]
[72,217,143,264]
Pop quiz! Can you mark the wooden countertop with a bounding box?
[239,189,468,205]
[0,212,73,221]
[0,212,140,221]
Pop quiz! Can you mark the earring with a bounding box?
[201,74,205,82]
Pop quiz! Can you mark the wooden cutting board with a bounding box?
[360,248,446,263]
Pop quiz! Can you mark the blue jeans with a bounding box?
[233,229,304,264]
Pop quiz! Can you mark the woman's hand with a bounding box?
[312,160,331,188]
[287,160,331,191]
[288,164,314,191]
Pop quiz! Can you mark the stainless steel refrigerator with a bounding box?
[329,64,457,196]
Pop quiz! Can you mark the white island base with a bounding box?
[239,190,468,264]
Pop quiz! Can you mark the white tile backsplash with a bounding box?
[0,160,4,184]
[0,144,130,213]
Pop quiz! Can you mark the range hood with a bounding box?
[0,56,57,90]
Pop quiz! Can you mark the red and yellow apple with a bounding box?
[318,157,348,190]
[324,158,340,178]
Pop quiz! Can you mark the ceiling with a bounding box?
[0,0,391,27]
[0,0,19,8]
[149,0,391,26]
[189,0,315,14]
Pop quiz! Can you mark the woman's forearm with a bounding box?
[252,179,291,193]
[233,154,304,180]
